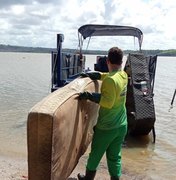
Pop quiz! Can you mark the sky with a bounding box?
[0,0,176,50]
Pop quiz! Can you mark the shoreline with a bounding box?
[0,151,149,180]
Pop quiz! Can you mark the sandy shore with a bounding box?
[0,152,150,180]
[0,155,28,180]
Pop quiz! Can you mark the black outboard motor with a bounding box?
[94,56,108,72]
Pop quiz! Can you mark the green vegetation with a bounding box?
[153,49,176,56]
[0,44,176,56]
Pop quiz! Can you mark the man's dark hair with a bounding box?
[108,47,123,65]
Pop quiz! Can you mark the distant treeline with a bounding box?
[0,44,176,56]
[0,44,55,53]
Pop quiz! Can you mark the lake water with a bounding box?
[0,52,176,179]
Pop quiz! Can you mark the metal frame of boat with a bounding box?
[51,24,157,142]
[78,24,143,51]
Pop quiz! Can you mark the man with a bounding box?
[78,47,128,180]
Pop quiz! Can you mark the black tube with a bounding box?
[171,89,176,106]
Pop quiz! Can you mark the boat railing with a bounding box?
[51,51,85,91]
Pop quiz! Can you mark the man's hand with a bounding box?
[79,72,101,80]
[78,91,101,103]
[79,73,89,78]
[79,92,91,100]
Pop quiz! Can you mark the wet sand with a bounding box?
[0,155,28,180]
[0,149,150,180]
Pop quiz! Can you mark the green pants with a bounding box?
[86,125,127,177]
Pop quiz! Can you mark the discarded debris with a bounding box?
[169,89,176,111]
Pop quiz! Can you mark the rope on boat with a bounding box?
[169,89,176,111]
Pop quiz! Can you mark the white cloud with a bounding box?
[0,0,176,50]
[11,5,25,15]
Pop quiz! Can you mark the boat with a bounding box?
[51,24,157,141]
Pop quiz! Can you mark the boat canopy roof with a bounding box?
[78,24,143,50]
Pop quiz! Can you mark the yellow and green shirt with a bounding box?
[96,70,128,130]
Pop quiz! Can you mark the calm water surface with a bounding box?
[0,53,176,179]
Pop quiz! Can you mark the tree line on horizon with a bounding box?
[0,44,176,56]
